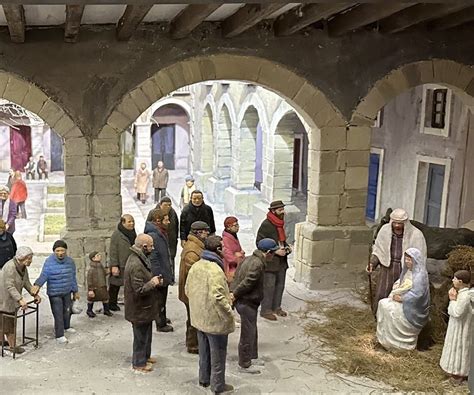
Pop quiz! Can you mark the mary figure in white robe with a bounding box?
[376,247,430,351]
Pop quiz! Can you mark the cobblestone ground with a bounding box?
[0,170,388,394]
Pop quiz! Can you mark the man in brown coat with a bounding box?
[152,161,169,203]
[124,234,163,373]
[178,221,210,354]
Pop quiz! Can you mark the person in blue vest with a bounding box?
[32,240,79,344]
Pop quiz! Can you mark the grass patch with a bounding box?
[304,302,468,393]
[44,214,65,235]
[47,186,65,194]
[47,200,64,208]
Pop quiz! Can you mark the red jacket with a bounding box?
[222,230,245,282]
[10,180,28,203]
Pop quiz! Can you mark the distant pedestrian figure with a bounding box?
[24,157,36,180]
[37,155,48,180]
[86,251,113,318]
[6,169,14,190]
[152,161,169,203]
[10,171,28,219]
[134,162,151,204]
[0,186,17,234]
[0,219,16,269]
[180,175,196,209]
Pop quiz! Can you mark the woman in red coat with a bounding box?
[10,171,28,219]
[222,216,245,283]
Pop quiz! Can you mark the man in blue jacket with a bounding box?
[32,240,79,344]
[144,208,173,332]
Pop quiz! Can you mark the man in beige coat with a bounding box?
[185,235,234,394]
[0,246,41,353]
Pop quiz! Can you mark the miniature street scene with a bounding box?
[0,3,473,394]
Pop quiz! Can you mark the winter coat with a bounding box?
[167,207,179,258]
[185,257,235,335]
[108,228,134,287]
[180,184,196,208]
[124,246,159,324]
[87,260,109,302]
[1,199,17,234]
[230,250,266,307]
[0,232,17,269]
[34,254,78,297]
[222,230,245,282]
[144,221,173,286]
[0,258,34,313]
[180,203,216,241]
[152,168,169,189]
[10,180,28,203]
[178,234,204,304]
[256,219,289,272]
[134,168,151,194]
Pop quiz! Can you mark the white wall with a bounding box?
[0,126,10,171]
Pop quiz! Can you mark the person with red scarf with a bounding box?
[10,171,28,219]
[256,200,292,321]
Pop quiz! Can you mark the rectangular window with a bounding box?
[431,89,447,129]
[420,85,451,137]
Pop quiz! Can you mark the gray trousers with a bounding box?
[197,330,228,392]
[235,301,258,368]
[261,267,287,315]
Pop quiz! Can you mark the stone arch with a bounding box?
[236,91,270,134]
[148,97,192,121]
[216,92,237,127]
[0,71,79,139]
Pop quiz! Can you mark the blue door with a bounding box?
[50,130,64,172]
[151,124,175,170]
[365,153,380,221]
[424,163,445,226]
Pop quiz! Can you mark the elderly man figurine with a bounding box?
[0,186,17,234]
[0,247,41,354]
[368,208,426,314]
[440,270,473,385]
[180,175,197,209]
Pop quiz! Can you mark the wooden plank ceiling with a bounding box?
[0,1,472,43]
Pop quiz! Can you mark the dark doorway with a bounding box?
[10,126,31,171]
[50,130,64,171]
[292,137,302,190]
[151,124,175,170]
[424,163,445,226]
[366,152,380,221]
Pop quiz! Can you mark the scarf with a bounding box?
[224,229,238,240]
[201,250,225,271]
[118,222,137,246]
[267,211,286,242]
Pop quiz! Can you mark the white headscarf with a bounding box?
[372,209,427,268]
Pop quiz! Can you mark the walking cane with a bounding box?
[367,269,375,319]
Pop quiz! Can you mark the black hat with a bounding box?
[269,200,285,210]
[52,240,68,251]
[191,221,210,231]
[89,251,100,261]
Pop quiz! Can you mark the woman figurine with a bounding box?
[376,247,430,351]
[222,216,245,283]
[10,171,28,219]
[440,270,473,384]
[134,162,151,204]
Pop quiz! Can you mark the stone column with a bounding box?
[224,109,260,215]
[194,109,214,192]
[134,121,152,170]
[293,125,372,289]
[30,123,45,160]
[62,130,122,285]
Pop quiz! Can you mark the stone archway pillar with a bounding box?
[293,125,373,289]
[134,121,152,170]
[62,129,122,285]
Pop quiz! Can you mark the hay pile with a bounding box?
[447,245,474,275]
[304,302,469,393]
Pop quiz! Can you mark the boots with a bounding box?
[86,303,96,318]
[103,303,113,317]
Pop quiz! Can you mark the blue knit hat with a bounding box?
[257,238,279,252]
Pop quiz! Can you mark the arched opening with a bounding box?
[200,104,214,174]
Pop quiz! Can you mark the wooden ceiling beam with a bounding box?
[0,1,434,4]
[274,3,352,37]
[222,4,288,38]
[379,3,472,34]
[116,4,153,41]
[64,5,85,43]
[328,3,412,36]
[2,5,25,43]
[429,6,474,30]
[170,4,221,39]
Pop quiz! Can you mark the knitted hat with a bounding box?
[16,246,33,260]
[224,216,238,229]
[52,239,68,251]
[257,238,279,252]
[89,251,100,261]
[185,175,194,182]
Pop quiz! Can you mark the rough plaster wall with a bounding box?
[0,26,472,137]
[0,126,10,171]
[460,112,474,226]
[371,87,470,227]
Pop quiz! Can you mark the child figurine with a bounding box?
[86,251,113,318]
[440,269,473,384]
[389,252,414,298]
